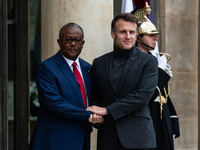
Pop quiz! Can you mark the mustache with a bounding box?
[68,47,77,51]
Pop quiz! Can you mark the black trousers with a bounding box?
[114,139,156,150]
[82,136,87,150]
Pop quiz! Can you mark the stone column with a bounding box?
[162,0,198,149]
[199,1,200,149]
[41,0,113,64]
[41,0,113,149]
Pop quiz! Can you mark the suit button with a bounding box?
[78,112,86,115]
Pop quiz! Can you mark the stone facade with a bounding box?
[41,0,113,63]
[163,0,198,149]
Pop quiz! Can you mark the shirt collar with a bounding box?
[62,54,80,68]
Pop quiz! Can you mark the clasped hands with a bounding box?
[86,105,107,124]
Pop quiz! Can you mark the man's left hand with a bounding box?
[86,105,107,116]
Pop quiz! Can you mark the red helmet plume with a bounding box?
[133,0,151,9]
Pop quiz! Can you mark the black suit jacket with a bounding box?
[91,46,158,150]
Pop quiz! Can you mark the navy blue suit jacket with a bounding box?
[29,51,92,150]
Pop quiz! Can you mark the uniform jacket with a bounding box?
[91,46,158,150]
[149,68,180,150]
[29,51,92,150]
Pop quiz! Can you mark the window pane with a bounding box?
[29,0,41,137]
[30,0,41,81]
[8,0,15,19]
[8,24,15,150]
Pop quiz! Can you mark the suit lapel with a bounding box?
[117,48,138,93]
[79,59,91,105]
[55,51,85,109]
[105,53,117,94]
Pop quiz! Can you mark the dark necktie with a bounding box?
[72,62,87,108]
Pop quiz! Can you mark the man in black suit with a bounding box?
[87,13,158,150]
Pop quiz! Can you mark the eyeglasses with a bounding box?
[62,38,83,45]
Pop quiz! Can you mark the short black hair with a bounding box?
[111,13,138,33]
[59,22,84,39]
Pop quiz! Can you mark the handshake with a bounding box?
[86,105,107,124]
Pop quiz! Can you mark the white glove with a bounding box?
[173,134,176,139]
[165,64,173,77]
[150,42,172,77]
[158,54,167,70]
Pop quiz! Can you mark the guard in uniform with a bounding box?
[131,2,180,150]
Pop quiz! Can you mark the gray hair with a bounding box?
[59,22,84,39]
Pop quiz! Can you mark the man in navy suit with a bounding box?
[29,23,101,150]
[87,13,158,150]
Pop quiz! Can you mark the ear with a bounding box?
[57,39,61,47]
[111,30,116,40]
[82,40,85,46]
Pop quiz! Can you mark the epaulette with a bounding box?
[159,52,171,63]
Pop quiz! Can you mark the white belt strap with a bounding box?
[154,96,166,103]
